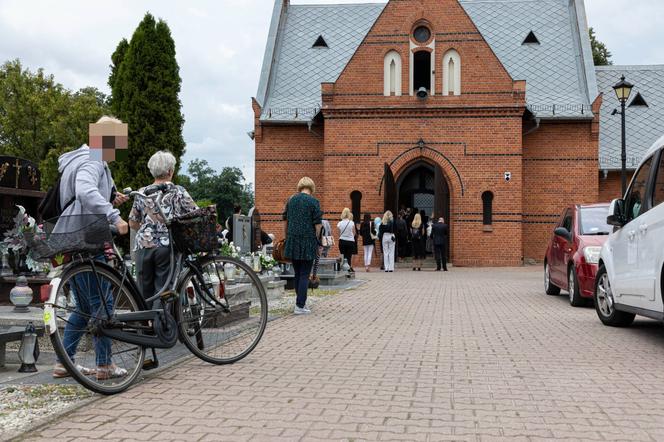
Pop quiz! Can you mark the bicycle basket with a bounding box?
[25,214,113,259]
[171,205,218,254]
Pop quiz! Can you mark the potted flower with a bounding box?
[0,205,46,274]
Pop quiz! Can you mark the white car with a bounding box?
[595,135,664,326]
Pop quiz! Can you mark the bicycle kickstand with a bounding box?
[143,348,160,370]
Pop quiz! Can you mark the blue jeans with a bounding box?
[292,259,313,308]
[61,268,114,366]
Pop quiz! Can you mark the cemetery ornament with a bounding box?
[18,322,40,373]
[10,275,33,313]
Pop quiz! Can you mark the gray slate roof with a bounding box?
[596,65,664,170]
[258,3,386,122]
[256,0,598,121]
[461,0,596,118]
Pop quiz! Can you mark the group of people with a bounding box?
[282,175,452,316]
[333,209,449,273]
[52,116,200,379]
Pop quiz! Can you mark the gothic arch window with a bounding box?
[413,51,431,92]
[350,191,362,222]
[482,191,494,225]
[442,49,461,96]
[383,51,402,96]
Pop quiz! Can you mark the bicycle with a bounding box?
[36,183,268,394]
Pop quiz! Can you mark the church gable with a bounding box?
[333,0,514,101]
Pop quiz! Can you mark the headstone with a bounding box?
[232,214,252,254]
[0,156,44,236]
[248,207,261,252]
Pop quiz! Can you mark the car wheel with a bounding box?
[594,265,635,327]
[545,261,561,296]
[568,266,585,307]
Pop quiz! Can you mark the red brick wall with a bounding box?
[254,123,324,237]
[599,170,633,202]
[522,120,599,262]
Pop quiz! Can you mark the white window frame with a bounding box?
[442,49,461,96]
[383,51,402,96]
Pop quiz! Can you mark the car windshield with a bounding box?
[579,207,612,235]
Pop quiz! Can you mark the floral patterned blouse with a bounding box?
[129,184,198,251]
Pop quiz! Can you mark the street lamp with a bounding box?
[612,75,634,196]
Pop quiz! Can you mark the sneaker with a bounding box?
[96,364,128,381]
[53,363,96,379]
[293,306,311,315]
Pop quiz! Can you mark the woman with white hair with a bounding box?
[129,151,198,307]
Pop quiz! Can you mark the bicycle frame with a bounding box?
[43,185,228,348]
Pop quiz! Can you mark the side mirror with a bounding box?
[607,198,626,227]
[554,227,571,241]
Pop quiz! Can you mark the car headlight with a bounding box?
[583,246,602,264]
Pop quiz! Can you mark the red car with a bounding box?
[544,203,611,306]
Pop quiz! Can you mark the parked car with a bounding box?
[544,203,611,306]
[595,135,664,326]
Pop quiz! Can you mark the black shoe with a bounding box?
[412,267,416,271]
[418,268,421,271]
[436,268,441,271]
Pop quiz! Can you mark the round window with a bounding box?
[413,26,431,43]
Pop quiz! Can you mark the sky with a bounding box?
[1,0,663,186]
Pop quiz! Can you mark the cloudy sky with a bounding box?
[1,0,662,185]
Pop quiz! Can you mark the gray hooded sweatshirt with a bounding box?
[54,145,120,232]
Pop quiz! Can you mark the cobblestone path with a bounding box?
[26,267,664,441]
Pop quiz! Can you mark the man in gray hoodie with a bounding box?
[53,136,131,380]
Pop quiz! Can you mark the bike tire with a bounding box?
[49,260,146,395]
[175,255,268,365]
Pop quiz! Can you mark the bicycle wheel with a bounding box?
[49,261,146,395]
[175,255,268,364]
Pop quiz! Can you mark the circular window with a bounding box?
[413,26,431,43]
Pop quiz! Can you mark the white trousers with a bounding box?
[382,233,395,271]
[363,244,374,267]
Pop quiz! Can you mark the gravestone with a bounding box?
[0,156,44,235]
[232,214,252,254]
[248,207,261,252]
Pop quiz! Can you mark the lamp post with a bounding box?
[612,75,634,196]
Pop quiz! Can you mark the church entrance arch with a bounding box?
[393,160,450,224]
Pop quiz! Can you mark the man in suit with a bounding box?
[431,217,449,271]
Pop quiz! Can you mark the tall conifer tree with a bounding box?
[108,13,185,191]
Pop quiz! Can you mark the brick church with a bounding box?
[252,0,664,266]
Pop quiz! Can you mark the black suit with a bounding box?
[431,222,449,271]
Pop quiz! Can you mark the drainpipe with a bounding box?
[523,117,541,136]
[307,120,323,138]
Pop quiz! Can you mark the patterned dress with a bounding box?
[129,184,198,251]
[283,192,323,261]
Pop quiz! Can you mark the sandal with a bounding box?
[53,363,96,379]
[96,364,128,381]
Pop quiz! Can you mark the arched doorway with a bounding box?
[395,161,450,224]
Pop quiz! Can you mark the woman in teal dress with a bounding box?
[283,177,323,314]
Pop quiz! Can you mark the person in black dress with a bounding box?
[359,213,376,272]
[410,213,426,271]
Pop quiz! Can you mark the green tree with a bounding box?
[109,13,185,192]
[589,27,612,66]
[0,60,109,173]
[108,38,129,113]
[183,159,254,222]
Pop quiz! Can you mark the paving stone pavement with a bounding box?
[22,267,664,441]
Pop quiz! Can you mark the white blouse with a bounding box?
[337,219,356,242]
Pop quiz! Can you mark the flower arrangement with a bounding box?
[259,254,277,270]
[0,205,47,273]
[219,239,241,258]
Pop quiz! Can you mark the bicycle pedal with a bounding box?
[160,290,177,302]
